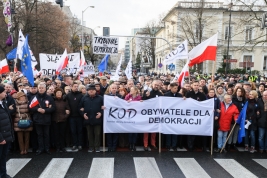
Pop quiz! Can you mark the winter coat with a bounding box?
[0,101,14,143]
[4,94,16,115]
[125,94,142,101]
[232,95,246,112]
[219,102,239,131]
[79,94,103,126]
[257,98,267,128]
[52,97,70,123]
[14,100,33,132]
[246,99,259,131]
[29,92,56,125]
[65,91,83,117]
[142,89,163,100]
[164,91,183,98]
[186,90,206,101]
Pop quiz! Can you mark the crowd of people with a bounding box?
[0,71,267,165]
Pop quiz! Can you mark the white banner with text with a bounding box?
[92,36,119,54]
[104,96,214,136]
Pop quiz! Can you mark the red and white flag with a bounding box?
[188,33,218,67]
[177,61,189,87]
[79,50,86,72]
[0,59,10,74]
[56,49,68,75]
[29,96,39,108]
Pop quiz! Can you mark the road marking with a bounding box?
[134,157,162,178]
[88,158,114,178]
[174,158,210,178]
[39,158,73,178]
[214,159,257,178]
[7,158,31,177]
[253,159,267,169]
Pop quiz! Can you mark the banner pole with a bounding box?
[159,133,161,153]
[220,122,236,153]
[211,135,213,155]
[103,132,105,153]
[211,60,216,83]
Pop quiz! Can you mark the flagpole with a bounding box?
[220,122,236,153]
[211,60,217,83]
[211,135,213,155]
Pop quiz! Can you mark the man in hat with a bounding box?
[0,86,14,178]
[100,76,109,95]
[79,84,103,152]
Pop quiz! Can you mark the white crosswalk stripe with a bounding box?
[6,158,31,177]
[88,158,114,178]
[253,159,267,169]
[134,157,163,178]
[39,158,73,178]
[214,159,257,178]
[6,157,267,177]
[174,158,211,178]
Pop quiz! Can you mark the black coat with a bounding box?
[0,101,14,143]
[79,94,103,125]
[29,93,56,125]
[232,95,246,112]
[4,94,16,115]
[257,98,267,128]
[164,91,182,98]
[65,91,84,117]
[246,99,259,131]
[186,90,206,101]
[142,89,163,100]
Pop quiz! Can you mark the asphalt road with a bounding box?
[6,149,267,178]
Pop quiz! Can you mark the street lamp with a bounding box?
[82,5,94,52]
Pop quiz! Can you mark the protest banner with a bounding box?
[39,53,80,75]
[83,64,95,77]
[104,96,214,136]
[93,36,119,54]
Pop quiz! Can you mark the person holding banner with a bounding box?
[125,86,142,151]
[105,84,122,152]
[185,81,207,152]
[214,94,239,153]
[142,80,163,151]
[164,83,182,151]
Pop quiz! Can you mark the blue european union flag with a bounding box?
[6,47,17,60]
[21,35,34,86]
[98,54,110,72]
[236,101,248,143]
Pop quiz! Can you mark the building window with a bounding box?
[245,26,253,41]
[224,26,233,40]
[263,56,267,70]
[243,55,252,62]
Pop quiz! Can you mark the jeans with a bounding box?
[227,124,239,144]
[0,142,10,178]
[245,129,256,147]
[258,127,267,150]
[35,124,50,151]
[106,133,118,150]
[85,125,101,149]
[217,130,228,149]
[52,121,67,149]
[165,134,177,148]
[128,133,137,145]
[69,117,83,147]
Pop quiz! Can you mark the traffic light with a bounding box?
[261,13,267,29]
[55,0,63,8]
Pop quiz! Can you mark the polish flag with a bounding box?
[0,59,10,74]
[188,33,218,67]
[56,49,68,75]
[79,50,86,73]
[29,96,39,108]
[177,61,189,87]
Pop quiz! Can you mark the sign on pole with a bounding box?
[92,36,119,54]
[83,64,95,76]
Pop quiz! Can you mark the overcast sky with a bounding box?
[65,0,178,48]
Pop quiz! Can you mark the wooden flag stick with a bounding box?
[220,122,236,153]
[211,135,214,155]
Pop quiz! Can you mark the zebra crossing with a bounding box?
[6,156,267,178]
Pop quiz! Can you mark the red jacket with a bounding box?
[219,102,239,131]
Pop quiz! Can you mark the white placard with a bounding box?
[83,64,95,77]
[93,36,119,54]
[39,53,80,75]
[104,96,214,136]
